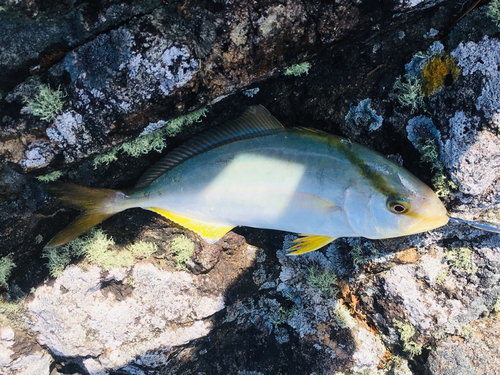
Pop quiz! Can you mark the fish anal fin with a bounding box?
[149,207,233,243]
[288,234,336,255]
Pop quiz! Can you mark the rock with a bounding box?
[1,0,500,374]
[426,316,500,375]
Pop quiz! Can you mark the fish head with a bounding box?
[342,157,449,239]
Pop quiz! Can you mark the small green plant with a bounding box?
[126,241,158,258]
[488,0,500,27]
[393,75,425,114]
[394,319,423,358]
[306,266,338,298]
[170,235,195,270]
[93,107,209,168]
[284,62,311,77]
[334,304,356,329]
[445,247,477,274]
[36,171,63,182]
[24,84,66,121]
[0,257,16,289]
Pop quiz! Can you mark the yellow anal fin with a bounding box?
[288,234,336,255]
[149,207,234,243]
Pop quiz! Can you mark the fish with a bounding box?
[44,105,449,254]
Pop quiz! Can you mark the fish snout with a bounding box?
[401,196,449,235]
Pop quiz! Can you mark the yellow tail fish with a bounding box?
[44,106,449,254]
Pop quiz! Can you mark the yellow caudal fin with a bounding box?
[288,234,336,255]
[44,183,125,248]
[149,207,234,243]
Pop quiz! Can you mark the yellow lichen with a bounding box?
[420,54,460,96]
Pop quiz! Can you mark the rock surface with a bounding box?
[1,0,500,374]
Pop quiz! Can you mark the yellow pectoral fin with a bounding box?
[149,208,234,243]
[288,234,336,255]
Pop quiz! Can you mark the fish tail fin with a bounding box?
[44,182,127,248]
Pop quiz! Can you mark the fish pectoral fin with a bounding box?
[287,234,336,255]
[149,208,234,243]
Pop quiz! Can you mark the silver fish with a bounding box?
[44,106,449,254]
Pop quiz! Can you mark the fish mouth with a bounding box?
[401,197,449,235]
[403,214,449,235]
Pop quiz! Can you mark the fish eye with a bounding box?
[387,198,410,214]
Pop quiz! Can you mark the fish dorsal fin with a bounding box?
[288,235,336,255]
[135,105,284,188]
[149,207,234,243]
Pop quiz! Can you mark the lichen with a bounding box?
[126,241,158,258]
[271,305,296,327]
[93,107,209,168]
[420,53,460,97]
[445,247,477,275]
[43,229,137,275]
[23,84,66,122]
[487,0,500,28]
[393,319,423,358]
[345,99,383,131]
[393,75,425,113]
[0,257,16,289]
[284,62,311,77]
[42,246,72,277]
[306,266,338,298]
[36,171,63,182]
[406,117,456,197]
[493,296,500,312]
[350,245,378,269]
[334,304,356,329]
[170,235,195,270]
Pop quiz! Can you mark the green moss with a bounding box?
[334,304,355,329]
[24,84,66,121]
[170,235,195,270]
[394,319,423,358]
[0,257,16,289]
[393,75,425,114]
[284,62,311,77]
[306,266,338,298]
[488,0,500,27]
[93,107,209,168]
[127,241,158,258]
[36,171,63,182]
[445,247,477,274]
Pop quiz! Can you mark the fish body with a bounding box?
[45,106,449,253]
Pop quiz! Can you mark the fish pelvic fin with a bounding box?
[149,207,234,243]
[288,234,336,255]
[44,183,126,248]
